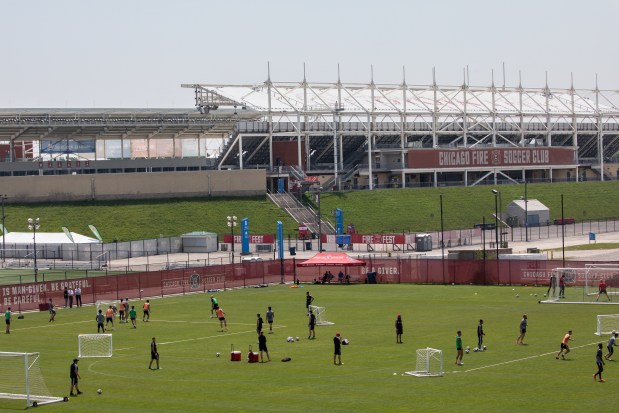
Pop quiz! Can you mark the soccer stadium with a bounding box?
[1,73,619,412]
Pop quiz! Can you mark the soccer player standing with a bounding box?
[395,314,403,344]
[215,307,227,331]
[556,330,574,360]
[596,279,610,302]
[594,343,605,382]
[210,296,219,318]
[5,307,11,334]
[256,313,263,335]
[266,306,274,333]
[308,310,316,339]
[333,333,342,365]
[306,292,314,313]
[143,300,151,322]
[96,309,105,333]
[477,319,485,349]
[455,331,464,366]
[258,331,270,362]
[69,358,82,396]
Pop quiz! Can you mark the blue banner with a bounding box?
[41,139,96,154]
[335,208,344,235]
[277,221,284,260]
[241,218,250,255]
[335,235,350,245]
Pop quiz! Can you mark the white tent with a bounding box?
[506,199,550,227]
[0,231,99,244]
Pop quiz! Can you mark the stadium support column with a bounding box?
[27,218,40,283]
[595,75,604,182]
[491,190,499,260]
[440,194,445,284]
[524,180,528,242]
[1,195,6,262]
[367,113,373,190]
[561,194,565,267]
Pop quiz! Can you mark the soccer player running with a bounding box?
[308,310,316,339]
[129,305,137,328]
[105,305,115,331]
[605,332,618,360]
[143,300,151,322]
[596,279,610,302]
[455,331,464,366]
[594,343,605,382]
[556,330,574,360]
[48,299,56,322]
[149,337,160,370]
[516,314,527,345]
[477,319,485,349]
[216,307,227,331]
[266,306,274,333]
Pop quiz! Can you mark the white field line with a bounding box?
[449,341,602,374]
[13,320,92,331]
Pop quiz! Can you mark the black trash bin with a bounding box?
[305,242,312,251]
[289,247,296,256]
[367,272,377,284]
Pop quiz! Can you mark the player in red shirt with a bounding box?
[596,280,610,302]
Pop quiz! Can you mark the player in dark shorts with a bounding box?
[258,331,270,362]
[395,314,403,344]
[306,292,314,312]
[605,332,618,360]
[594,343,605,382]
[333,333,342,365]
[149,337,160,370]
[210,296,219,318]
[256,313,263,334]
[308,310,316,339]
[69,358,82,396]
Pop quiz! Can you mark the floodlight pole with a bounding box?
[524,180,528,242]
[27,217,40,282]
[561,194,565,267]
[227,216,237,264]
[316,186,323,252]
[440,194,445,284]
[491,190,499,258]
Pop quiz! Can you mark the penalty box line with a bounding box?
[452,341,602,374]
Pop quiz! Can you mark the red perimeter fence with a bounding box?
[2,258,618,313]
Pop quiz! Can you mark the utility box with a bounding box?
[181,231,218,253]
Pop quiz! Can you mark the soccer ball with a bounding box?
[287,337,294,343]
[296,337,299,341]
[216,352,221,357]
[465,346,470,354]
[516,294,519,298]
[482,345,487,351]
[473,347,479,352]
[342,339,349,345]
[97,389,102,395]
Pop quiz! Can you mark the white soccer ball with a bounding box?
[216,352,221,357]
[473,347,479,352]
[296,337,299,341]
[516,294,519,298]
[482,345,487,351]
[287,337,294,343]
[465,349,470,354]
[543,294,547,297]
[97,389,102,395]
[342,339,349,345]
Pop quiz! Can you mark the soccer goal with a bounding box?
[541,267,618,304]
[308,305,334,325]
[78,334,113,358]
[584,264,619,297]
[595,314,619,336]
[405,348,444,377]
[96,300,120,314]
[0,352,66,407]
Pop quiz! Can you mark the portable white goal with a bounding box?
[405,348,444,377]
[595,314,619,336]
[0,352,66,407]
[308,305,334,325]
[78,334,113,358]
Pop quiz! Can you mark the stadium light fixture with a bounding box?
[227,215,237,264]
[27,217,40,282]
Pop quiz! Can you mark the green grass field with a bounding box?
[1,284,615,412]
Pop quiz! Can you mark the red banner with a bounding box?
[408,147,576,169]
[223,234,274,243]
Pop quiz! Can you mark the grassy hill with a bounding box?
[1,181,617,242]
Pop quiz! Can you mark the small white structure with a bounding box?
[506,199,550,227]
[181,231,218,253]
[0,231,99,245]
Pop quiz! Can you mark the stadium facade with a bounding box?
[1,72,619,198]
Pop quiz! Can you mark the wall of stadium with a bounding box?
[2,169,265,202]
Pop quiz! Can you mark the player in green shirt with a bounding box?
[456,330,463,366]
[5,307,11,334]
[129,306,137,329]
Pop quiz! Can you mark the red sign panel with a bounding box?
[223,234,274,244]
[408,147,575,169]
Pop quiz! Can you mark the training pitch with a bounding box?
[0,283,613,412]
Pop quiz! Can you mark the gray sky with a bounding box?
[2,0,617,108]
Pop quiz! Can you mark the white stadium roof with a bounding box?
[1,231,100,244]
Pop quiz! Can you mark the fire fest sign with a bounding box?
[407,147,575,169]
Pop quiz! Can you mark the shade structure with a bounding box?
[296,252,366,267]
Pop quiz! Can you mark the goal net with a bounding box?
[405,348,444,377]
[96,300,120,314]
[542,267,619,303]
[595,314,619,336]
[308,305,334,325]
[0,352,66,407]
[78,334,113,358]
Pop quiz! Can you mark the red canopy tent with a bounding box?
[296,252,366,267]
